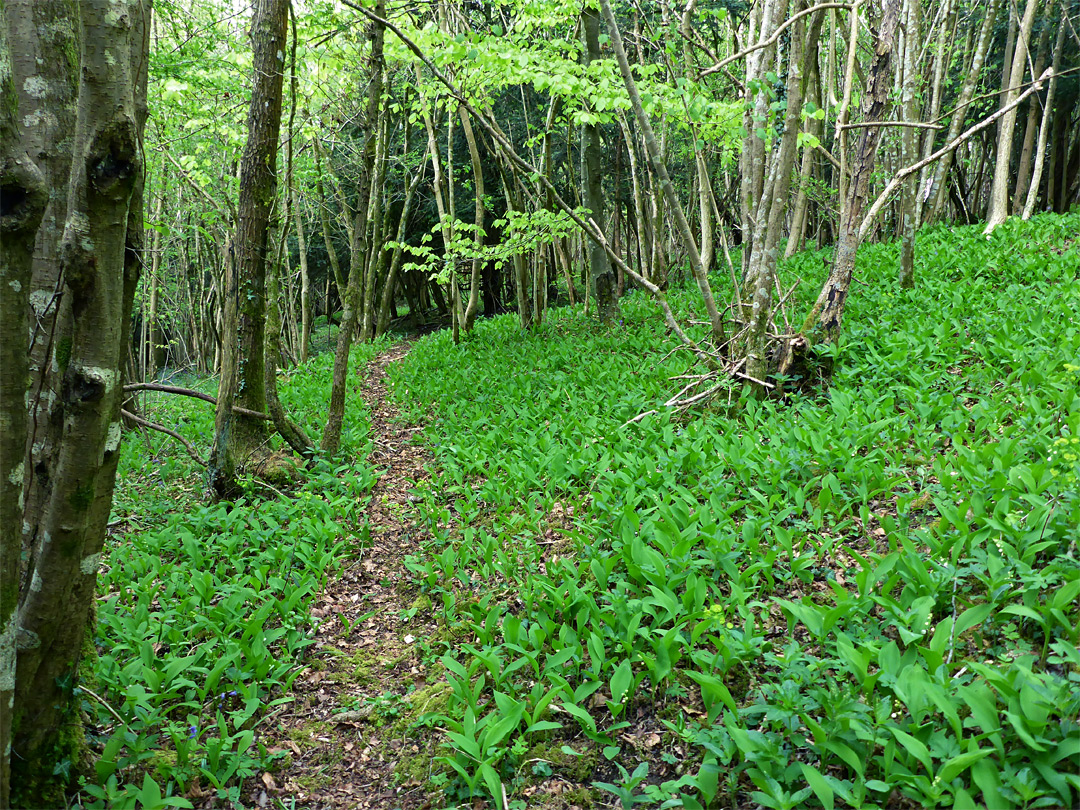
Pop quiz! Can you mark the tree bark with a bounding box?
[599,0,724,345]
[293,191,313,362]
[1012,6,1054,212]
[459,106,486,331]
[377,157,425,336]
[796,0,901,371]
[583,4,618,322]
[926,0,998,223]
[898,0,920,288]
[1022,9,1067,219]
[210,0,289,496]
[11,0,148,799]
[0,6,49,804]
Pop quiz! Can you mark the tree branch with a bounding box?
[858,68,1051,238]
[121,409,207,466]
[700,2,856,78]
[123,382,271,420]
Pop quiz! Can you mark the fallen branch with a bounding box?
[124,382,271,421]
[121,409,207,467]
[858,68,1051,239]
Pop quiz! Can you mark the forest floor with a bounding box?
[260,342,442,810]
[91,214,1080,810]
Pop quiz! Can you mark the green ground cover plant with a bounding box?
[389,214,1080,809]
[78,344,382,809]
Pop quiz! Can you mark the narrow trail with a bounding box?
[262,344,442,810]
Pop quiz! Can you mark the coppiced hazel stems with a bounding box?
[597,0,726,346]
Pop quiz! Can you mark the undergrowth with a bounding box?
[77,343,383,809]
[389,214,1080,809]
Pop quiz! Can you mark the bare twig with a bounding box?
[77,684,127,728]
[121,409,207,467]
[700,2,857,77]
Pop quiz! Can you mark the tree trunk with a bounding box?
[293,191,313,362]
[984,0,1039,233]
[1012,8,1054,212]
[265,229,314,457]
[583,4,618,321]
[925,2,999,224]
[742,3,817,389]
[10,1,148,801]
[1023,9,1067,219]
[361,109,389,342]
[898,0,920,289]
[599,0,724,345]
[460,106,486,331]
[322,0,384,454]
[377,161,425,337]
[0,6,49,804]
[210,0,289,496]
[795,0,901,373]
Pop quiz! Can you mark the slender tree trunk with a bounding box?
[377,161,425,337]
[146,178,167,376]
[682,0,714,275]
[361,108,389,342]
[898,0,920,288]
[265,230,314,457]
[742,4,817,389]
[460,106,486,331]
[793,0,901,374]
[926,0,998,223]
[322,0,384,454]
[984,0,1039,232]
[210,0,289,495]
[1023,9,1067,219]
[10,1,148,801]
[293,192,313,362]
[582,5,618,321]
[1012,8,1053,211]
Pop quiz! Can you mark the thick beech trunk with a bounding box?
[0,8,49,804]
[9,1,148,801]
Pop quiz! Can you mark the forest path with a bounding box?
[260,342,441,810]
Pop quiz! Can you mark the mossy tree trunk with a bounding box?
[7,1,149,803]
[210,0,289,496]
[0,5,50,805]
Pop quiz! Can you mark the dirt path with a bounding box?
[260,344,442,810]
